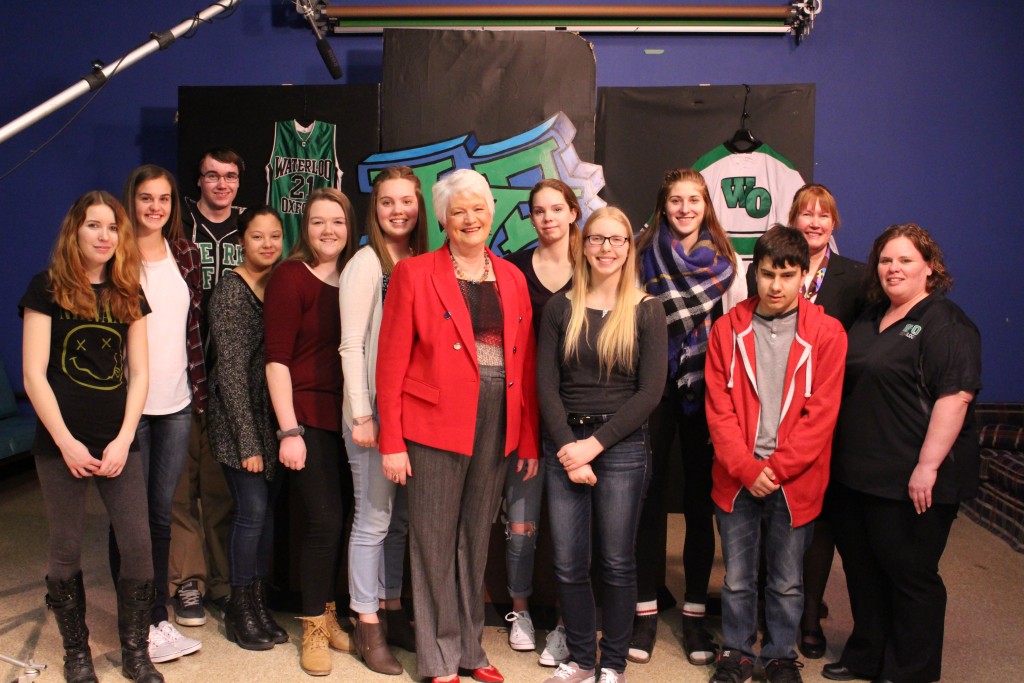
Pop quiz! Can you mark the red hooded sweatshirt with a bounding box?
[705,296,847,527]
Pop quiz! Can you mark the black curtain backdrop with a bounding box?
[382,29,596,159]
[177,84,380,222]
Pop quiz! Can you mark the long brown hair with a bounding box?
[122,164,185,241]
[364,166,428,274]
[528,178,582,266]
[287,187,358,271]
[563,207,641,377]
[636,168,736,267]
[866,223,953,303]
[48,191,143,322]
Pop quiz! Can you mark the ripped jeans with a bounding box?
[504,449,545,599]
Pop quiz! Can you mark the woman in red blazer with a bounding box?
[376,169,539,683]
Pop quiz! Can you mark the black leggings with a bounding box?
[635,393,716,606]
[289,425,353,616]
[35,450,153,582]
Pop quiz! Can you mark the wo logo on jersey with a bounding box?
[357,112,605,255]
[721,177,772,219]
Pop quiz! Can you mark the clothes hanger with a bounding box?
[724,84,762,153]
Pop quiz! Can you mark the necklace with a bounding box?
[448,244,490,283]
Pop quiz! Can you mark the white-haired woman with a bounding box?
[376,169,540,683]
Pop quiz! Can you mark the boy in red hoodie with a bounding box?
[705,226,847,683]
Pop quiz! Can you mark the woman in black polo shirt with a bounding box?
[823,224,981,683]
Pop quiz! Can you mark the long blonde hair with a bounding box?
[563,206,641,377]
[48,191,143,322]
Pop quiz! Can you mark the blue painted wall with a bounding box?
[1,1,1020,398]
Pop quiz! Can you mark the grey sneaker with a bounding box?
[505,610,536,651]
[539,625,569,666]
[542,661,597,683]
[171,580,206,626]
[148,620,201,663]
[599,669,625,683]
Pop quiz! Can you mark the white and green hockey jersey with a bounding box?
[694,143,805,261]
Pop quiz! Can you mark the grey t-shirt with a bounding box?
[752,308,798,459]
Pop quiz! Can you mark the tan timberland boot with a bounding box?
[297,613,332,676]
[324,601,356,653]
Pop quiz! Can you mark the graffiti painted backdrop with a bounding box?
[381,29,600,254]
[358,112,604,254]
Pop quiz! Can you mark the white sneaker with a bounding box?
[148,620,202,663]
[539,625,569,666]
[598,669,624,683]
[542,661,596,683]
[505,610,536,651]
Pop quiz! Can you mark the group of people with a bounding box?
[21,149,980,683]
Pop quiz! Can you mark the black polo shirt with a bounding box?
[832,293,982,503]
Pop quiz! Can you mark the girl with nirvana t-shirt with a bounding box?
[111,165,206,664]
[20,191,161,683]
[537,206,667,683]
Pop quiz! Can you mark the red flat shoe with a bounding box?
[430,677,458,683]
[470,665,504,682]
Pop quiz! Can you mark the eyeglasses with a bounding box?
[200,172,240,184]
[585,234,628,248]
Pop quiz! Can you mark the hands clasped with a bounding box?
[557,436,603,486]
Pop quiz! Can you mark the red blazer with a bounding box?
[376,247,539,459]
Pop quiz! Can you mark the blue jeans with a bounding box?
[109,404,193,624]
[343,421,410,614]
[715,488,814,663]
[221,465,283,586]
[504,447,544,599]
[545,424,650,674]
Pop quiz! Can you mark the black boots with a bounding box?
[251,578,288,644]
[116,578,164,683]
[45,572,98,683]
[224,584,274,650]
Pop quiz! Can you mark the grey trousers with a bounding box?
[36,450,153,582]
[406,365,509,678]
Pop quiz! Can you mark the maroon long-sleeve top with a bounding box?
[263,259,342,432]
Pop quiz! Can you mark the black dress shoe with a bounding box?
[798,627,826,659]
[821,662,872,681]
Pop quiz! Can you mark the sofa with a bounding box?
[961,402,1024,552]
[0,359,35,464]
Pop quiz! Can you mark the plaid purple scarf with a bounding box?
[641,225,734,413]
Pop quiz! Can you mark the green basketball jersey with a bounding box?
[265,120,342,253]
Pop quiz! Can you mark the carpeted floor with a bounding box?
[1,466,1021,682]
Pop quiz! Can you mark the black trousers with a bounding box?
[289,425,353,616]
[831,484,957,683]
[636,392,716,606]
